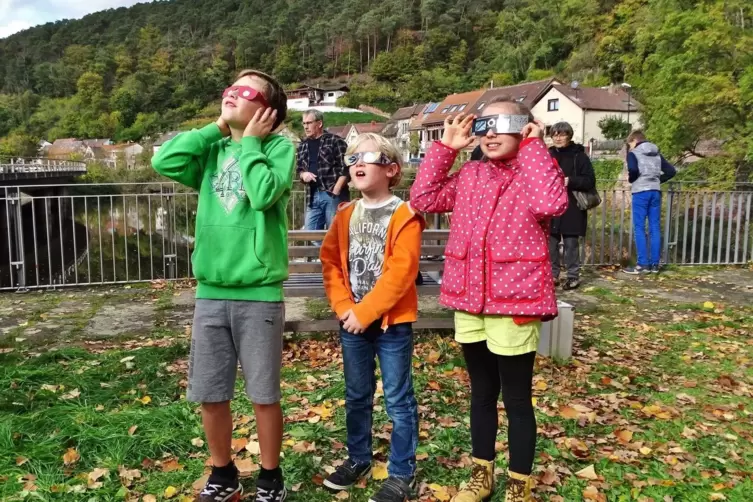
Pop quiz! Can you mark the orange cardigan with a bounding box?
[320,199,426,330]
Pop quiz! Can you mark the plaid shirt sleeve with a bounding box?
[296,141,307,175]
[333,136,350,182]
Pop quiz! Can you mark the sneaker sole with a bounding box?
[367,478,416,502]
[323,468,372,492]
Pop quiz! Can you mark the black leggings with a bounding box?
[461,342,536,475]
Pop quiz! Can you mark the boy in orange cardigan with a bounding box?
[320,133,424,502]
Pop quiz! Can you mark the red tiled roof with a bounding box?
[351,122,386,134]
[552,84,642,112]
[476,78,560,111]
[422,90,487,126]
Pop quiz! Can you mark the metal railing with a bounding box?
[1,182,751,291]
[0,157,87,178]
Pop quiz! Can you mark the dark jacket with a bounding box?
[549,143,596,237]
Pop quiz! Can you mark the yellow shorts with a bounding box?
[454,312,541,356]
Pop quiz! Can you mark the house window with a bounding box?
[476,102,486,110]
[449,105,458,113]
[457,104,467,112]
[548,99,559,112]
[327,92,334,97]
[442,106,450,113]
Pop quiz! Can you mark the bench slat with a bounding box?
[289,260,445,274]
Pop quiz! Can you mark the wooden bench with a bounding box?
[282,229,575,359]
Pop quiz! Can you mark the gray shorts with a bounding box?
[187,299,284,404]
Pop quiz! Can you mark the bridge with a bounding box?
[0,157,87,186]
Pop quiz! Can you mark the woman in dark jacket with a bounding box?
[548,122,596,290]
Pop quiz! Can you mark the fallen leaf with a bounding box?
[16,457,28,466]
[540,468,558,486]
[559,406,580,419]
[138,396,151,405]
[640,447,653,455]
[709,494,727,501]
[143,496,157,502]
[128,425,138,436]
[703,301,715,310]
[576,465,598,481]
[534,380,548,391]
[246,440,261,455]
[193,474,209,492]
[231,438,248,452]
[191,437,205,447]
[428,483,451,501]
[372,462,388,480]
[614,429,633,443]
[40,384,59,392]
[62,448,80,465]
[426,350,441,363]
[87,468,109,487]
[583,485,603,501]
[336,492,350,500]
[235,457,259,477]
[60,388,81,400]
[120,356,136,363]
[164,486,178,498]
[161,459,183,472]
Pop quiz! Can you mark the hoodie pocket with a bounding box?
[488,244,547,303]
[192,225,268,286]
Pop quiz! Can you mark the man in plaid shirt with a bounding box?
[296,110,350,230]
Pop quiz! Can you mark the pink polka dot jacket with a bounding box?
[410,138,568,320]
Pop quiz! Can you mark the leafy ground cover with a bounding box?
[0,268,751,501]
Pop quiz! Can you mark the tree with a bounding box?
[0,132,39,157]
[598,115,631,140]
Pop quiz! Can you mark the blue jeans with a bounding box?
[632,191,662,267]
[304,190,348,231]
[340,322,418,479]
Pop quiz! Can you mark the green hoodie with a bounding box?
[152,123,295,302]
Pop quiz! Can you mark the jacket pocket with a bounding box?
[192,225,268,286]
[441,239,468,296]
[488,244,547,303]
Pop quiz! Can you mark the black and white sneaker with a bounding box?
[253,477,287,502]
[369,476,415,502]
[199,476,242,502]
[323,459,372,491]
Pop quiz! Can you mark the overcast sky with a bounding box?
[0,0,152,39]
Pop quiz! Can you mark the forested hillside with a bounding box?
[0,0,751,182]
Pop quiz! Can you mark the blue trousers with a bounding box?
[632,191,662,267]
[340,322,418,479]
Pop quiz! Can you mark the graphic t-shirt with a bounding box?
[348,196,402,302]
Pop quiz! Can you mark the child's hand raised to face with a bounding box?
[521,120,546,140]
[440,114,476,151]
[244,108,277,138]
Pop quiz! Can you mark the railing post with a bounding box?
[9,188,26,289]
[663,183,674,265]
[162,185,177,280]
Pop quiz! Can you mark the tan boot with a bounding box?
[451,457,494,502]
[504,470,533,502]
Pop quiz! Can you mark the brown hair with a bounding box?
[235,69,287,130]
[626,129,646,144]
[482,95,534,122]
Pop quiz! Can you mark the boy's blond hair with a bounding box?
[345,132,403,188]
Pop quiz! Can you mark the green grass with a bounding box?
[1,281,752,501]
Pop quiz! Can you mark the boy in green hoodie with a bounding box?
[152,69,294,502]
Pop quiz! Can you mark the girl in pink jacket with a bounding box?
[410,96,567,502]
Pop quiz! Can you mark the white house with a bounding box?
[286,84,354,112]
[342,122,387,145]
[531,83,642,144]
[382,104,426,161]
